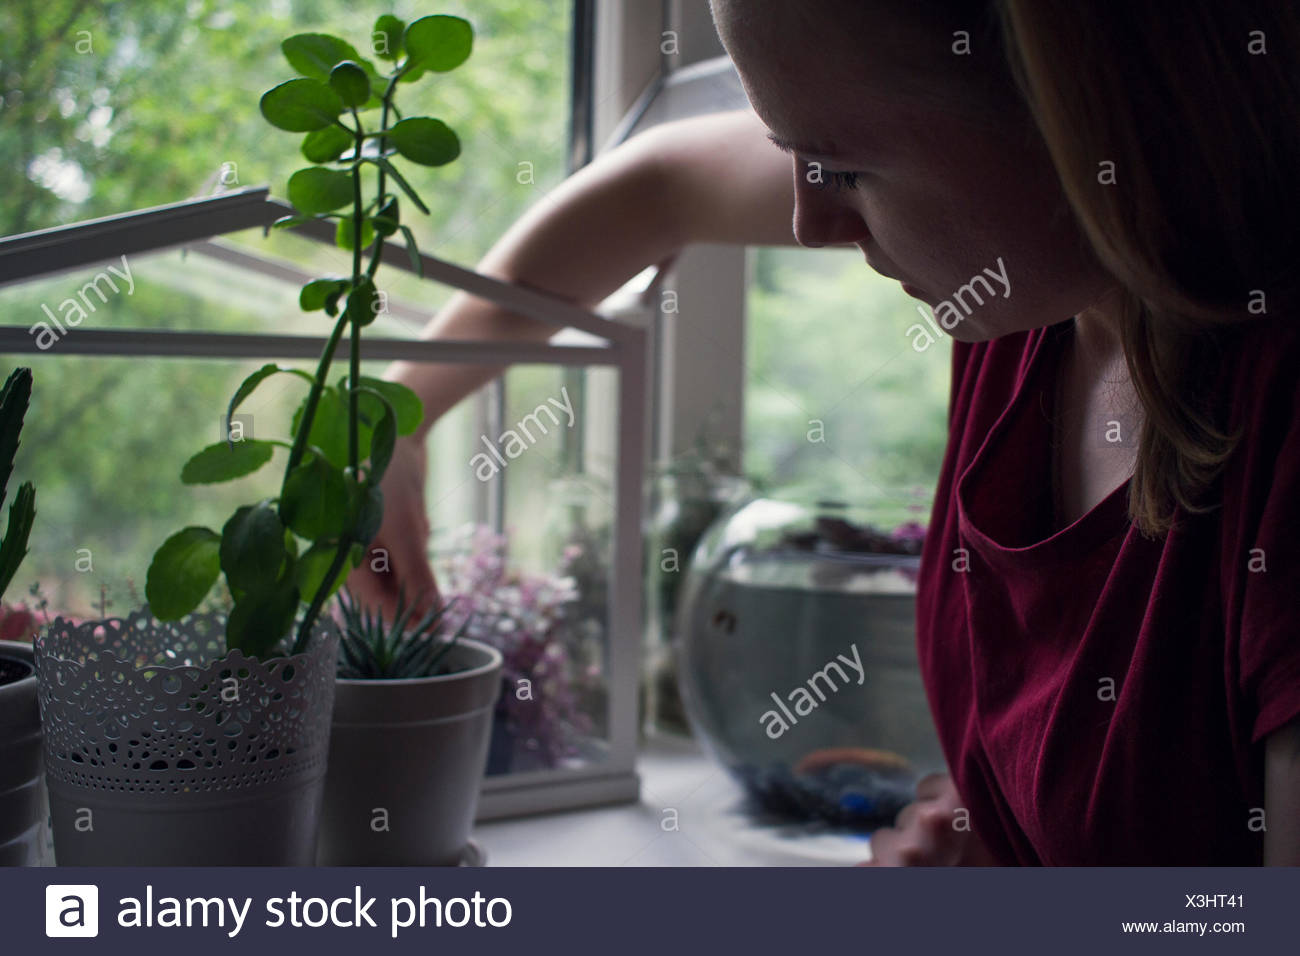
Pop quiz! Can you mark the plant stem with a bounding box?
[293,532,354,655]
[291,69,407,656]
[348,117,364,477]
[284,310,350,476]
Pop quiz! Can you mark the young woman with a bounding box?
[351,0,1300,865]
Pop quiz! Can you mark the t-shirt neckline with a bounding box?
[955,320,1132,568]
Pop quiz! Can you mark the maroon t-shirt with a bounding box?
[917,316,1300,865]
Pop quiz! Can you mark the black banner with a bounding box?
[4,866,1293,955]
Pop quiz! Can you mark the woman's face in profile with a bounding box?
[711,0,1115,340]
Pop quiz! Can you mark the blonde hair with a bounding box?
[997,1,1300,533]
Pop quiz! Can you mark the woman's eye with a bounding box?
[799,158,863,192]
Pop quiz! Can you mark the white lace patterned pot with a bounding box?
[35,606,338,866]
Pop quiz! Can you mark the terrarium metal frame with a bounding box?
[0,186,648,820]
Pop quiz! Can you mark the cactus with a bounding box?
[0,368,36,604]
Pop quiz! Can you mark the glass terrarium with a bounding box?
[0,187,648,822]
[675,494,944,830]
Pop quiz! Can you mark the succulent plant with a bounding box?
[335,586,467,679]
[0,368,37,606]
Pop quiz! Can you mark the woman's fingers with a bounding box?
[864,773,967,866]
[914,772,954,802]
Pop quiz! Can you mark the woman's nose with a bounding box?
[791,169,871,248]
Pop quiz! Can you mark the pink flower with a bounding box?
[0,604,42,643]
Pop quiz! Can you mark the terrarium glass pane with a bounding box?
[1,344,612,783]
[433,361,615,775]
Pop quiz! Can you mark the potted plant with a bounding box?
[317,587,501,866]
[35,12,474,866]
[435,524,594,775]
[0,368,42,866]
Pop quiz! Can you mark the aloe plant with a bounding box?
[146,14,472,658]
[0,368,36,604]
[336,586,467,679]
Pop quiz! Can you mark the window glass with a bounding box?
[744,246,949,516]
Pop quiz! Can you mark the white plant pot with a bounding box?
[317,638,503,866]
[36,606,339,866]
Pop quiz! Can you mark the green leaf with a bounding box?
[220,501,286,592]
[356,61,387,111]
[355,386,397,480]
[372,196,399,236]
[329,61,371,108]
[181,440,275,484]
[271,214,312,230]
[146,527,221,621]
[368,157,428,214]
[335,216,375,252]
[403,15,473,72]
[387,117,460,167]
[296,541,351,603]
[292,388,359,468]
[372,15,405,61]
[353,377,423,435]
[288,166,355,215]
[398,225,423,277]
[324,286,346,317]
[345,278,381,326]
[351,482,384,543]
[260,78,343,132]
[281,454,351,539]
[0,483,34,602]
[227,582,300,658]
[282,33,362,81]
[227,363,314,432]
[300,277,350,312]
[397,63,427,85]
[301,125,354,163]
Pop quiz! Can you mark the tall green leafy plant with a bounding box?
[146,14,472,658]
[0,367,37,604]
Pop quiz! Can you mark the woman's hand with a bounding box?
[860,772,1001,866]
[344,433,441,619]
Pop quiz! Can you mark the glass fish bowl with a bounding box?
[674,495,945,830]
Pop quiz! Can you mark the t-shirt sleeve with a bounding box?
[1232,326,1300,744]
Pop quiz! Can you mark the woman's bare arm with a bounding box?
[387,108,795,436]
[1264,717,1300,864]
[348,110,794,616]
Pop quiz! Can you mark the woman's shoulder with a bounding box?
[1217,316,1300,437]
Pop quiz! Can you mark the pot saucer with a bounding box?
[459,839,487,867]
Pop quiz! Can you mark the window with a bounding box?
[744,246,949,519]
[1,0,575,609]
[1,1,649,816]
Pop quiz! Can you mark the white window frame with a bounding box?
[592,0,749,475]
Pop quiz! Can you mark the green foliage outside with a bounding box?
[0,0,571,617]
[745,246,950,524]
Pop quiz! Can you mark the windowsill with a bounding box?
[471,731,873,866]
